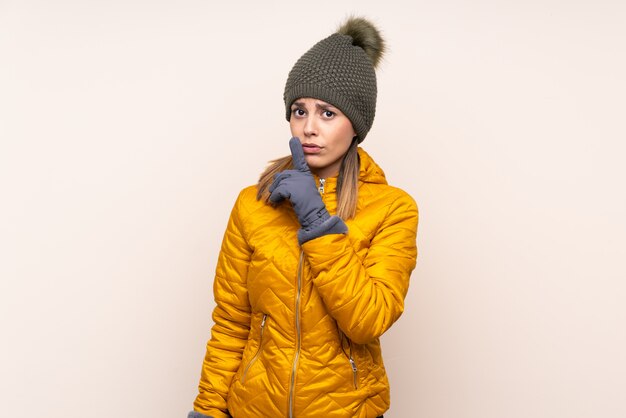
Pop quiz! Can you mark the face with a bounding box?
[289,97,356,178]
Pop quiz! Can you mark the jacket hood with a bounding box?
[357,147,387,185]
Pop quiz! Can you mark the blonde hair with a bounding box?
[256,138,360,220]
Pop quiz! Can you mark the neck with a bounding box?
[311,168,339,179]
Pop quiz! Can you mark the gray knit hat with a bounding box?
[283,17,385,142]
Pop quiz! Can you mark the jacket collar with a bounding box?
[314,147,387,195]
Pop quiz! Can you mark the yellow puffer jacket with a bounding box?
[192,148,418,418]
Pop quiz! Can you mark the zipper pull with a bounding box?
[318,178,325,194]
[349,357,357,373]
[261,314,267,327]
[349,357,359,389]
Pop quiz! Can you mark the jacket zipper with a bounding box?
[240,313,267,384]
[288,180,323,415]
[288,251,304,418]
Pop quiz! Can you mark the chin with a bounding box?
[303,156,324,167]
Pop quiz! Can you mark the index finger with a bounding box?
[289,137,310,173]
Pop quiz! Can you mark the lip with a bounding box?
[302,143,322,155]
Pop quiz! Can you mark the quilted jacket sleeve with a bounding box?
[302,190,418,345]
[192,190,252,418]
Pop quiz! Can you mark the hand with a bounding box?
[269,137,347,244]
[269,137,324,224]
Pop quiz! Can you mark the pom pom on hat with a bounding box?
[337,16,385,68]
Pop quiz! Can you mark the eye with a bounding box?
[292,108,306,117]
[322,110,335,118]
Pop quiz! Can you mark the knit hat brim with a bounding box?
[284,84,369,143]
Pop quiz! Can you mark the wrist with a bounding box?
[298,215,348,245]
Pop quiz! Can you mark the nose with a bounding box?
[303,115,318,137]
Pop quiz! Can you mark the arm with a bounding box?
[302,193,418,344]
[191,191,252,418]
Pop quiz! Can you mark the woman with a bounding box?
[189,16,418,418]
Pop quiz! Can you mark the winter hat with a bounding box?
[283,17,385,142]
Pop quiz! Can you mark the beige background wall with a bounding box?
[1,1,625,417]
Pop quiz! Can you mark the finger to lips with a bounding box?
[289,137,310,173]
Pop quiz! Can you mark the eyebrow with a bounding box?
[292,101,337,111]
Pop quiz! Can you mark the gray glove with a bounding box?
[269,137,348,245]
[187,411,214,418]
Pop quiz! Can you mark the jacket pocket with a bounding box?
[241,313,268,384]
[339,330,359,390]
[348,354,359,390]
